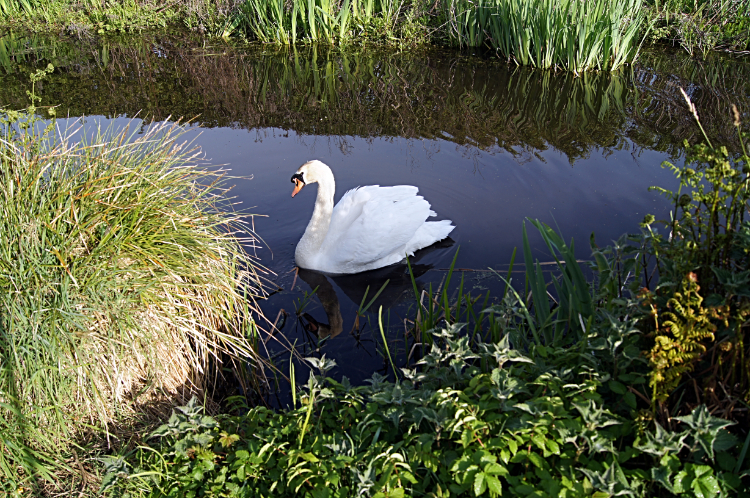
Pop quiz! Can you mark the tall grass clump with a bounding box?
[222,0,421,44]
[0,0,35,16]
[0,69,267,493]
[444,0,645,72]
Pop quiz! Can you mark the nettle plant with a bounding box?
[105,322,747,498]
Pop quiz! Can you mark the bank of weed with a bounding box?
[221,0,646,70]
[0,0,747,64]
[105,328,748,497]
[0,0,229,35]
[0,68,268,495]
[644,0,750,56]
[107,97,750,496]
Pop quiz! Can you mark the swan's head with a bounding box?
[291,160,331,197]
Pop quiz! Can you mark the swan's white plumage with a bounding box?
[292,161,454,274]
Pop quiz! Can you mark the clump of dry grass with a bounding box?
[0,114,268,494]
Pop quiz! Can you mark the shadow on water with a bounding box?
[272,240,454,377]
[2,32,750,403]
[294,237,454,338]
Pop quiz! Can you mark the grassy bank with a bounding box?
[1,0,746,71]
[0,72,268,495]
[644,0,750,56]
[103,98,750,496]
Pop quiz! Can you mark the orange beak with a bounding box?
[291,179,304,197]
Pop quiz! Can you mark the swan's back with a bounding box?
[317,185,453,273]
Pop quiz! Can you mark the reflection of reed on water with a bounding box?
[295,238,453,340]
[1,33,748,158]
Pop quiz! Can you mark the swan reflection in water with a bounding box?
[295,238,455,339]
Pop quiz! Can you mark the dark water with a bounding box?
[2,33,749,402]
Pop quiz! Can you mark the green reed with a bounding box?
[444,0,645,72]
[409,220,601,352]
[225,0,411,43]
[0,0,34,15]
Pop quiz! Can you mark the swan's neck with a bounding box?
[297,172,335,260]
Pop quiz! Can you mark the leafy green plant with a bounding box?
[646,272,719,403]
[643,92,750,415]
[0,0,35,15]
[107,321,748,497]
[223,0,428,44]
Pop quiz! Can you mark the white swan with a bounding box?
[291,160,454,274]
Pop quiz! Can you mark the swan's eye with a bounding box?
[291,172,305,185]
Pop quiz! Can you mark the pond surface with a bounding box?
[2,33,749,403]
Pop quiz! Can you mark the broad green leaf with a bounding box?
[486,474,503,495]
[546,439,560,455]
[389,488,405,498]
[692,473,720,498]
[474,472,487,496]
[484,462,506,475]
[527,452,544,469]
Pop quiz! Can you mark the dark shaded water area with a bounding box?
[2,32,749,403]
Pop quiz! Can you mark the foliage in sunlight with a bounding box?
[0,67,268,495]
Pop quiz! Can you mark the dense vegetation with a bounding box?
[0,0,747,70]
[0,71,267,495]
[100,97,750,496]
[1,16,749,498]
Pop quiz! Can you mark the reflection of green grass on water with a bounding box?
[1,35,748,162]
[0,75,269,493]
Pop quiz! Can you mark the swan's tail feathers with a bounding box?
[430,219,455,242]
[405,220,455,256]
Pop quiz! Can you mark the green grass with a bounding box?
[0,0,745,62]
[221,0,428,44]
[224,0,645,70]
[0,88,268,494]
[645,0,750,56]
[443,0,646,72]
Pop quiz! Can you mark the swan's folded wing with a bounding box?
[322,186,432,272]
